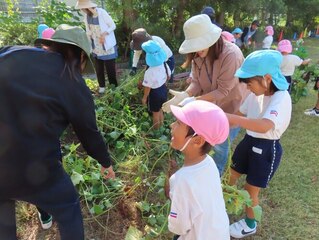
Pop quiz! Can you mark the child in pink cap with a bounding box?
[262,25,274,49]
[42,28,55,39]
[277,39,311,93]
[168,100,230,240]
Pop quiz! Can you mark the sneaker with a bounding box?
[230,219,257,239]
[98,87,105,94]
[38,212,53,230]
[304,108,319,117]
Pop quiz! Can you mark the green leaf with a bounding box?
[70,171,84,186]
[109,131,121,140]
[253,205,263,222]
[125,225,143,240]
[90,204,104,215]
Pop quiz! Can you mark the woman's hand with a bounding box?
[101,166,115,179]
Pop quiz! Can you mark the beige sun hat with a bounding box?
[179,14,222,54]
[75,0,97,9]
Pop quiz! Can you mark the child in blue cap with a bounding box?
[141,40,170,129]
[226,50,292,238]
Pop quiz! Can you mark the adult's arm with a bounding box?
[98,8,116,34]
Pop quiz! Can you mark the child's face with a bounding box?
[246,77,268,96]
[170,119,190,150]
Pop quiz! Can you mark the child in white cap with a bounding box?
[226,50,292,238]
[141,40,170,129]
[168,100,230,239]
[277,39,311,93]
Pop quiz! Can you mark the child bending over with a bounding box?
[141,40,170,129]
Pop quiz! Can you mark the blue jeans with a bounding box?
[213,127,241,176]
[0,172,84,240]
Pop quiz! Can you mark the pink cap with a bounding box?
[277,39,292,53]
[170,100,229,146]
[221,31,235,43]
[42,28,55,39]
[265,26,274,36]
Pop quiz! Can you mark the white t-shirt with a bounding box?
[262,36,273,49]
[168,155,230,240]
[280,54,303,76]
[142,63,171,89]
[132,35,173,68]
[240,91,292,140]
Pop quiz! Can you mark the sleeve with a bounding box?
[99,8,116,34]
[65,78,112,168]
[142,69,154,88]
[262,92,291,130]
[209,50,243,101]
[132,50,142,68]
[293,55,303,67]
[168,180,192,235]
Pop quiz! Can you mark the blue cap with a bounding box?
[37,24,49,38]
[141,40,167,67]
[232,27,243,34]
[235,50,289,91]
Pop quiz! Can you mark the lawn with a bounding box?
[16,38,319,240]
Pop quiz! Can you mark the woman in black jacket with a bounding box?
[0,24,115,240]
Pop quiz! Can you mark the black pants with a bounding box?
[94,58,118,87]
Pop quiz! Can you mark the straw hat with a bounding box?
[179,14,222,54]
[75,0,97,9]
[130,28,152,50]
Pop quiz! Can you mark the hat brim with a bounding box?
[179,29,221,54]
[35,38,90,58]
[75,2,97,9]
[235,68,289,91]
[170,105,190,127]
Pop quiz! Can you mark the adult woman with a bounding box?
[163,14,249,175]
[75,0,118,93]
[0,24,115,239]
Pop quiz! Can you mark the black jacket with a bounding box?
[0,46,112,197]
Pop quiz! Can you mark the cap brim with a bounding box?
[170,105,190,127]
[234,67,256,79]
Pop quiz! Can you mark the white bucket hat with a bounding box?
[75,0,97,9]
[179,14,222,54]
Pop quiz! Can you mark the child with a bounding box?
[232,27,243,48]
[277,39,311,93]
[262,25,274,49]
[168,100,230,239]
[141,40,170,129]
[226,50,292,238]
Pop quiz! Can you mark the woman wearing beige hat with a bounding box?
[0,25,115,239]
[75,0,118,93]
[163,14,249,176]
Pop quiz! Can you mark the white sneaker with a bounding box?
[230,219,257,239]
[98,87,105,94]
[38,212,53,230]
[304,108,319,117]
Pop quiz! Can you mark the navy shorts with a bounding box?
[148,84,167,112]
[231,134,283,188]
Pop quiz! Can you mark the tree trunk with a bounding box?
[173,0,187,39]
